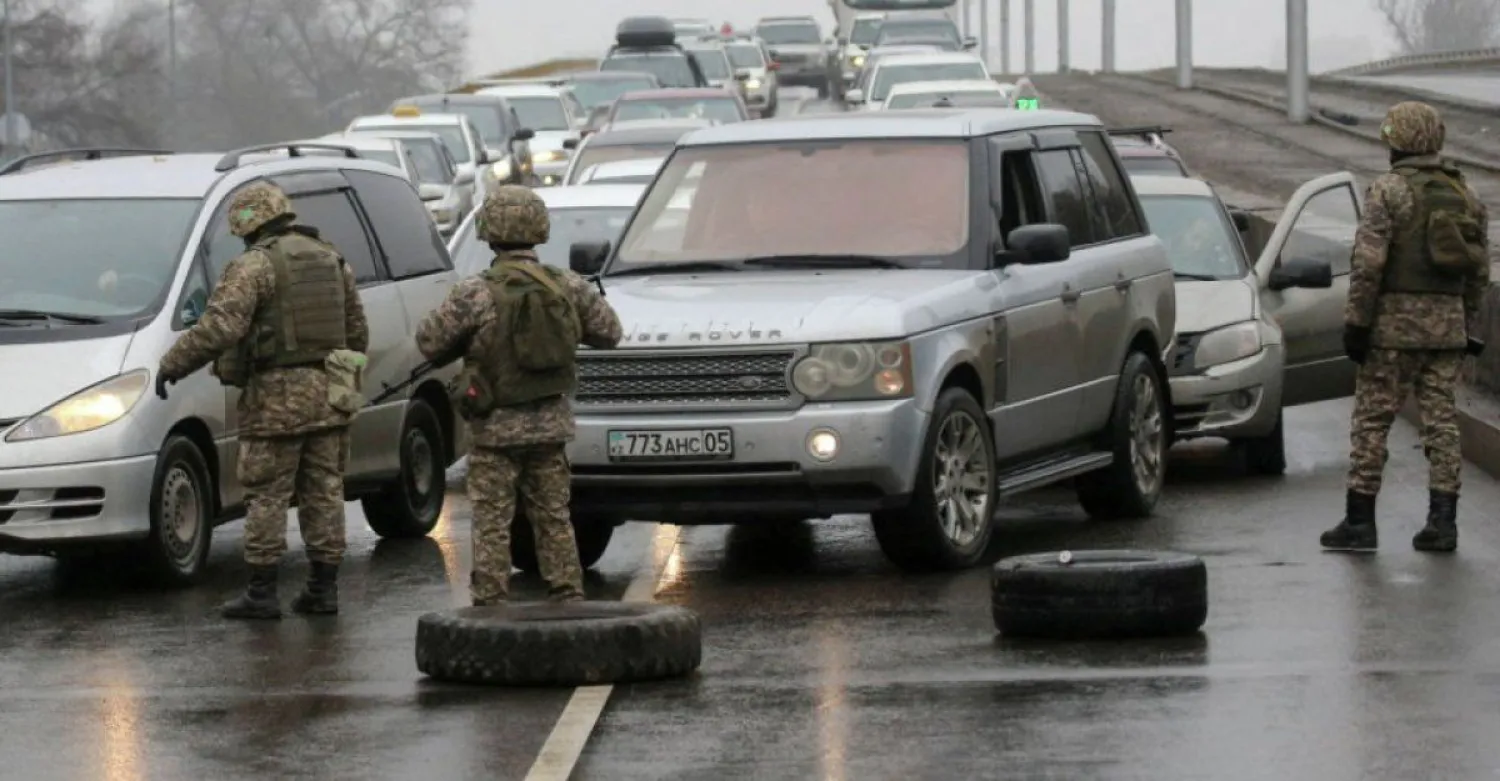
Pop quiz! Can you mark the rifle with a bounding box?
[371,360,440,405]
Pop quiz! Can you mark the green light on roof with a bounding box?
[1015,98,1040,110]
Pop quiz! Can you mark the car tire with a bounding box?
[991,550,1208,639]
[141,435,213,586]
[1076,351,1168,520]
[363,400,446,539]
[871,387,998,572]
[510,512,615,572]
[1239,410,1287,476]
[415,602,702,686]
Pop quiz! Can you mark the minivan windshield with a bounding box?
[0,199,199,319]
[355,123,470,164]
[871,61,987,100]
[1138,194,1247,280]
[615,140,969,265]
[601,54,698,88]
[570,76,658,109]
[850,18,883,44]
[453,206,635,275]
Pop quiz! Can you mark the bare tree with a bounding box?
[1376,0,1500,54]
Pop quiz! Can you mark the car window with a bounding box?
[877,21,959,41]
[755,23,820,44]
[360,147,404,172]
[687,49,733,80]
[570,143,676,184]
[1034,150,1096,248]
[452,206,635,275]
[601,54,697,88]
[507,97,570,131]
[1076,131,1145,240]
[887,90,1002,108]
[614,98,743,123]
[871,62,987,101]
[405,140,451,184]
[355,123,469,164]
[292,191,381,284]
[727,44,765,68]
[1119,156,1187,177]
[1281,184,1359,276]
[571,77,658,110]
[346,170,451,280]
[1139,195,1246,279]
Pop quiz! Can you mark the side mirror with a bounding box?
[476,149,491,164]
[845,88,864,104]
[570,240,610,275]
[1005,224,1071,264]
[514,127,535,141]
[417,183,446,201]
[1268,257,1333,291]
[453,168,475,186]
[180,295,205,326]
[734,72,750,81]
[485,147,506,162]
[963,36,978,49]
[563,137,579,150]
[1228,209,1251,232]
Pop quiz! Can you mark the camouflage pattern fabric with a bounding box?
[228,182,297,238]
[415,248,623,449]
[238,430,350,566]
[476,185,550,245]
[468,444,584,603]
[159,239,371,437]
[1344,155,1490,351]
[1381,101,1445,155]
[1348,349,1463,495]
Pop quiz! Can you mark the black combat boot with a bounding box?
[1412,490,1458,552]
[1320,490,1378,552]
[291,562,339,615]
[221,565,282,619]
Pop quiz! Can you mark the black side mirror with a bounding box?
[515,127,536,141]
[563,137,579,150]
[1228,209,1251,232]
[1268,257,1333,291]
[476,149,491,164]
[1004,224,1071,264]
[570,240,610,275]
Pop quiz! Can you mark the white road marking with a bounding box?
[522,523,684,781]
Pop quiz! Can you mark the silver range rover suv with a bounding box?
[565,108,1177,572]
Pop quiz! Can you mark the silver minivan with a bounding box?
[0,145,468,584]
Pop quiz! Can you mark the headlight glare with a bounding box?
[792,341,913,401]
[1191,321,1262,369]
[6,369,149,442]
[535,150,565,163]
[490,158,512,179]
[746,78,762,90]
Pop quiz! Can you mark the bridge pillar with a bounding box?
[979,0,990,70]
[1057,0,1070,73]
[1175,0,1192,88]
[1024,0,1034,74]
[1101,0,1116,73]
[1000,0,1011,74]
[1287,0,1310,122]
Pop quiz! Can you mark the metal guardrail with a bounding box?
[1325,47,1500,77]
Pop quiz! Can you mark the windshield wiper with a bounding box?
[0,308,106,325]
[741,254,906,269]
[1172,272,1221,281]
[606,261,742,277]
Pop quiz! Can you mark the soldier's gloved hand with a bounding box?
[1343,325,1371,365]
[1467,337,1485,357]
[155,370,177,400]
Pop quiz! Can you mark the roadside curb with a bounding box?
[1399,389,1500,480]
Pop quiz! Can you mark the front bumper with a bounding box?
[567,399,928,522]
[0,453,158,551]
[1169,342,1285,440]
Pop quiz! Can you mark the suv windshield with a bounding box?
[615,140,969,265]
[571,77,657,110]
[756,23,820,44]
[851,18,883,44]
[614,97,742,123]
[602,54,698,88]
[454,206,635,274]
[727,43,765,68]
[0,199,199,319]
[871,61,986,100]
[356,123,469,164]
[1138,194,1246,279]
[687,49,733,80]
[508,97,569,131]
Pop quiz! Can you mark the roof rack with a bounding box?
[0,147,172,176]
[214,142,359,172]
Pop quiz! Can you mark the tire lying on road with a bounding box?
[991,550,1207,639]
[415,602,702,686]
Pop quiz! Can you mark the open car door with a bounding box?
[1254,171,1361,407]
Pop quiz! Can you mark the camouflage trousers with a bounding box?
[467,444,584,603]
[1347,349,1463,496]
[238,430,350,567]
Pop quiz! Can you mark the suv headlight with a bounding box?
[849,53,866,68]
[1191,322,1262,369]
[6,370,149,442]
[791,341,913,401]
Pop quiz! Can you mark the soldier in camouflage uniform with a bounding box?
[1322,101,1490,553]
[416,185,622,605]
[157,182,370,616]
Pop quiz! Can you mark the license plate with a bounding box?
[607,429,733,461]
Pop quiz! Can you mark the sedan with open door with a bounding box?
[1136,172,1360,474]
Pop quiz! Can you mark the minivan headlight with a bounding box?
[6,370,149,442]
[490,157,512,180]
[791,341,913,401]
[1191,321,1262,369]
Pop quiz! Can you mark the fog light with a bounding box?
[807,429,840,461]
[1229,389,1256,410]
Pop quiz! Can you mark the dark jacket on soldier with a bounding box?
[159,226,370,437]
[1345,155,1491,351]
[414,249,623,448]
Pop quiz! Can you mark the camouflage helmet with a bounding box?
[1380,101,1444,155]
[476,185,550,245]
[227,182,295,237]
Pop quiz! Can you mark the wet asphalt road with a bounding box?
[7,88,1500,780]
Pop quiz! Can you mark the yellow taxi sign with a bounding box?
[392,105,422,117]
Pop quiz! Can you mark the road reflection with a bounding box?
[96,656,144,781]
